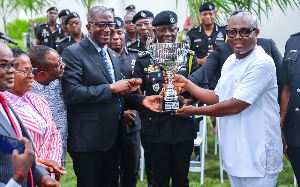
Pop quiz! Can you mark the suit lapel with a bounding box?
[107,48,122,81]
[81,38,113,83]
[0,108,18,138]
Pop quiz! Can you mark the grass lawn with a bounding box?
[59,125,296,186]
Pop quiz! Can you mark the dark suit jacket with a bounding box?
[0,101,49,186]
[189,38,283,103]
[61,37,143,152]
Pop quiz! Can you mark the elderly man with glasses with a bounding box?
[57,12,84,55]
[172,10,283,186]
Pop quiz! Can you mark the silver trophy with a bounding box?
[148,42,190,112]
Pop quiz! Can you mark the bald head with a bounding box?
[0,43,12,57]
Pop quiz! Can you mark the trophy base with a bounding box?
[162,99,182,113]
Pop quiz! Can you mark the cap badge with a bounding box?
[170,16,175,24]
[209,4,213,9]
[116,20,121,26]
[141,11,146,18]
[74,13,77,17]
[66,10,69,14]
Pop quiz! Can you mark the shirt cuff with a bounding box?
[5,178,21,187]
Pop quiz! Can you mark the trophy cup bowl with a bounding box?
[149,42,189,112]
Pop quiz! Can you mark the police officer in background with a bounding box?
[186,2,226,66]
[35,7,61,48]
[127,10,155,53]
[108,17,141,187]
[57,12,84,55]
[133,10,199,186]
[52,9,71,50]
[124,11,139,46]
[125,5,136,13]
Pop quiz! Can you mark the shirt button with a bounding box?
[149,117,152,121]
[295,108,299,111]
[208,38,211,40]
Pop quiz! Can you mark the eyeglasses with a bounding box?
[40,58,64,72]
[68,21,80,26]
[15,68,37,77]
[0,62,19,71]
[89,22,116,30]
[226,28,257,38]
[124,20,132,24]
[136,22,152,28]
[156,27,178,34]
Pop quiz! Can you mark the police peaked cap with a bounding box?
[58,9,70,18]
[114,17,124,29]
[65,12,80,25]
[46,7,58,13]
[132,10,154,24]
[152,10,177,27]
[199,2,215,12]
[125,5,135,10]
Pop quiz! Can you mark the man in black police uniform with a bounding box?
[35,7,61,48]
[280,32,300,183]
[187,2,226,66]
[52,9,71,50]
[108,17,141,187]
[125,5,135,13]
[124,12,138,46]
[133,10,199,186]
[127,10,155,53]
[57,12,84,55]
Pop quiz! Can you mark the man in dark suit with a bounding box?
[61,6,159,187]
[0,43,60,186]
[188,38,283,103]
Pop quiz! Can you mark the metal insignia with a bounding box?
[44,38,48,43]
[209,4,213,9]
[141,11,146,18]
[216,32,224,41]
[152,83,160,92]
[116,20,121,27]
[66,10,70,14]
[74,13,77,17]
[170,15,175,24]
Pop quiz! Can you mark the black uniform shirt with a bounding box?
[280,32,300,146]
[52,28,68,50]
[57,34,85,55]
[120,47,138,79]
[132,50,199,144]
[186,23,226,59]
[35,23,61,48]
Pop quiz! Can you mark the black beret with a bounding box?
[152,10,177,27]
[199,2,215,12]
[114,17,124,29]
[46,7,58,13]
[108,8,115,12]
[125,5,135,10]
[65,12,80,25]
[58,9,70,18]
[132,10,154,24]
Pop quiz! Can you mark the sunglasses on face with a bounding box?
[124,20,132,24]
[0,62,19,71]
[68,21,80,26]
[15,68,37,77]
[226,28,257,38]
[89,22,116,30]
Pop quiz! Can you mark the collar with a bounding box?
[5,91,29,107]
[199,23,218,32]
[32,80,46,91]
[88,37,107,53]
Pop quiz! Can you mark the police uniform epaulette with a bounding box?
[138,51,150,58]
[59,36,68,43]
[38,23,47,27]
[127,47,139,53]
[291,32,300,37]
[127,40,138,48]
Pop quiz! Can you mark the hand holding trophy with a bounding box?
[148,42,189,112]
